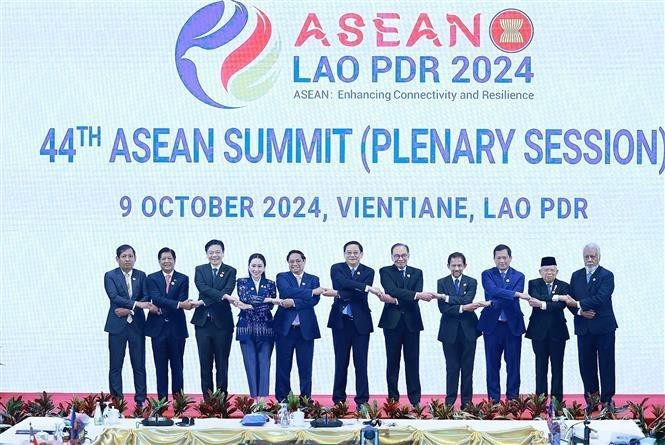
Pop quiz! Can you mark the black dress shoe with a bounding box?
[584,404,595,415]
[602,400,615,411]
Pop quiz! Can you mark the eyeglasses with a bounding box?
[288,259,304,264]
[392,253,409,259]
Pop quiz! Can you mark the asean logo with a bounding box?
[489,9,533,53]
[175,0,280,109]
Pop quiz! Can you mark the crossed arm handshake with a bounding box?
[514,292,595,319]
[319,286,490,312]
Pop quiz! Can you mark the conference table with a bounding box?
[0,416,646,444]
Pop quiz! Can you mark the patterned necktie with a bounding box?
[212,268,218,283]
[586,271,592,283]
[125,272,133,299]
[165,274,171,293]
[401,269,406,279]
[454,278,460,295]
[293,275,301,326]
[547,283,552,295]
[350,267,356,279]
[125,272,133,324]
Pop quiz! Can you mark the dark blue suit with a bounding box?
[569,266,617,404]
[145,270,189,400]
[437,274,479,407]
[525,278,570,402]
[328,262,374,406]
[478,267,525,401]
[104,267,147,404]
[274,271,321,401]
[191,263,236,397]
[379,265,424,406]
[236,277,276,398]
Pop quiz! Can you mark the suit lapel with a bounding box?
[116,269,130,298]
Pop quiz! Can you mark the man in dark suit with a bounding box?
[104,244,154,407]
[191,239,237,398]
[525,256,571,403]
[145,247,193,401]
[478,244,529,402]
[327,241,383,408]
[559,243,617,412]
[436,252,486,408]
[378,243,434,406]
[274,249,329,401]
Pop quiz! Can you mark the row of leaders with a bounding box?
[104,240,616,412]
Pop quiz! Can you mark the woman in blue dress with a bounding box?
[236,253,280,401]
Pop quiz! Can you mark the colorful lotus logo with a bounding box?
[175,0,280,109]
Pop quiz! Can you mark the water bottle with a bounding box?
[93,402,103,426]
[278,403,290,428]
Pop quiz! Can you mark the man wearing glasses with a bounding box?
[378,243,435,407]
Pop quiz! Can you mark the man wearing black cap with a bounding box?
[525,256,571,403]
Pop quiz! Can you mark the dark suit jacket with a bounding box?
[477,267,526,336]
[104,267,148,334]
[145,270,189,339]
[525,278,571,341]
[191,263,237,330]
[378,265,424,332]
[437,274,480,343]
[274,272,321,340]
[327,262,374,335]
[569,266,618,335]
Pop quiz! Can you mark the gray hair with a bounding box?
[583,243,601,257]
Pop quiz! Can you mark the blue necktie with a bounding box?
[499,272,507,321]
[586,271,592,283]
[343,267,355,317]
[454,278,460,295]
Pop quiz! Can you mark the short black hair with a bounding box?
[116,244,135,257]
[158,247,176,261]
[343,241,363,253]
[447,252,467,266]
[493,244,512,257]
[205,239,224,252]
[286,249,305,261]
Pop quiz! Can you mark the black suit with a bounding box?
[145,270,189,400]
[104,267,148,405]
[525,278,570,402]
[379,265,424,406]
[328,262,374,406]
[437,274,479,407]
[191,263,237,397]
[569,266,617,404]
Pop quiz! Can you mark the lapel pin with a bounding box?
[506,279,510,283]
[406,274,411,278]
